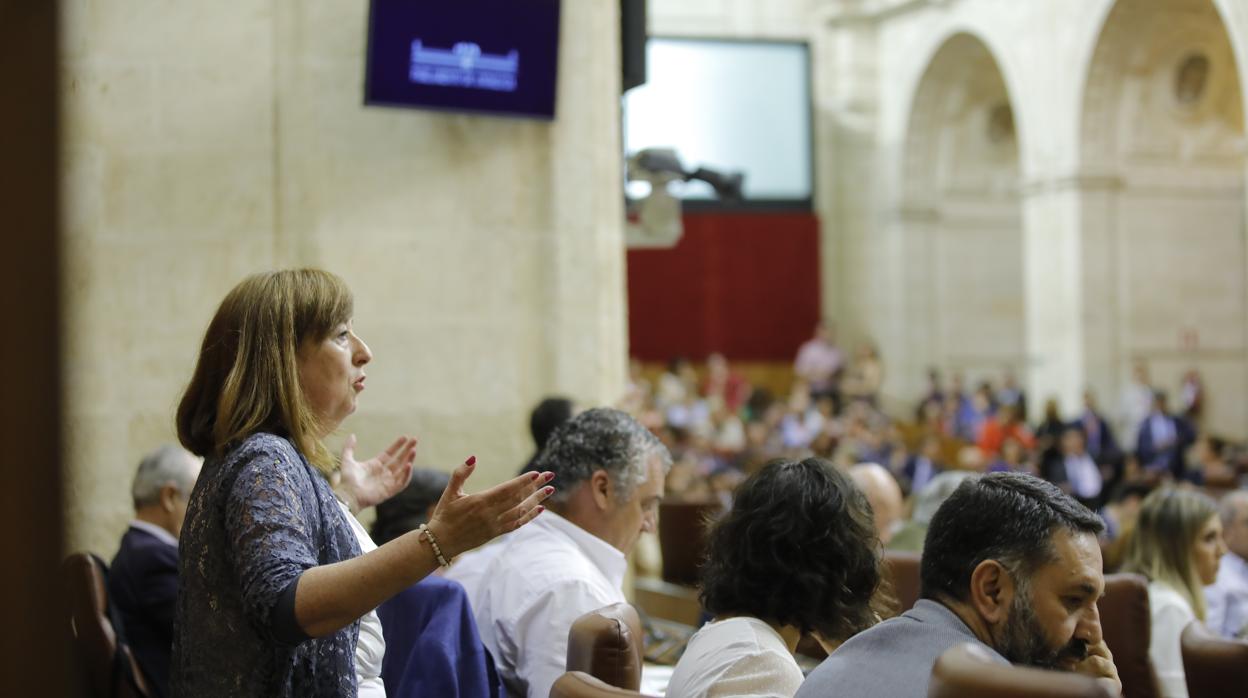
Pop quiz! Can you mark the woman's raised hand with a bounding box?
[425,456,555,559]
[336,434,417,513]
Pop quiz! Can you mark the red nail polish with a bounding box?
[544,486,554,495]
[544,472,555,482]
[537,505,545,513]
[529,471,540,481]
[466,456,476,466]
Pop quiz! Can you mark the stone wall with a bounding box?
[650,0,1248,436]
[856,0,1248,435]
[61,1,627,554]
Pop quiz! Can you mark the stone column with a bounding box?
[1018,172,1124,416]
[819,12,888,379]
[895,205,941,399]
[544,0,628,404]
[1019,176,1089,415]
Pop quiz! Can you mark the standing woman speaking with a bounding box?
[171,269,553,697]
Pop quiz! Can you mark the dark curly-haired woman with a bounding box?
[665,458,882,697]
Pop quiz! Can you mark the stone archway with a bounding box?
[896,33,1025,397]
[1079,0,1248,439]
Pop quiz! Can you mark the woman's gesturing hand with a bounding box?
[425,456,555,559]
[336,434,417,513]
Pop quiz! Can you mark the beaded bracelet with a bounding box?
[418,523,453,567]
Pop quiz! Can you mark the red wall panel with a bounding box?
[627,211,821,361]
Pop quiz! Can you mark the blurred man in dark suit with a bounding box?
[1135,391,1194,481]
[109,444,201,698]
[1075,391,1119,465]
[1041,426,1105,509]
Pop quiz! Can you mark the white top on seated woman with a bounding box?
[665,457,884,698]
[1121,487,1227,698]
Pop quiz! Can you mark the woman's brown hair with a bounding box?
[176,269,352,476]
[698,458,884,643]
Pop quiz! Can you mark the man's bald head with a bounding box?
[850,463,904,545]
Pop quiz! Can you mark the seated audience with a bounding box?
[1042,427,1106,509]
[948,372,968,405]
[1179,368,1204,424]
[956,444,987,473]
[987,436,1029,474]
[1122,487,1226,697]
[849,462,904,546]
[372,469,505,698]
[702,352,750,414]
[914,367,945,421]
[949,383,989,442]
[735,412,784,475]
[1033,397,1065,464]
[622,351,1231,587]
[779,387,825,451]
[900,434,945,495]
[831,408,892,467]
[793,321,842,400]
[917,398,946,435]
[1205,491,1248,640]
[1135,391,1194,480]
[666,458,881,697]
[977,404,1034,458]
[109,444,201,697]
[657,357,697,409]
[465,408,670,698]
[1190,435,1235,488]
[1076,390,1120,467]
[887,471,976,553]
[796,472,1120,698]
[842,342,884,406]
[997,369,1027,422]
[620,359,652,415]
[709,403,747,454]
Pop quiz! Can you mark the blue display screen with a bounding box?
[365,0,561,120]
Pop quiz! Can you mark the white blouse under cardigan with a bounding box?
[1147,581,1195,698]
[665,616,804,698]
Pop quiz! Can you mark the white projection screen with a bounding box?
[623,37,812,205]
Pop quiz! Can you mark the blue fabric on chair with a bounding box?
[377,574,505,698]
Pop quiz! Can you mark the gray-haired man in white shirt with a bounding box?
[1206,491,1248,640]
[453,407,670,698]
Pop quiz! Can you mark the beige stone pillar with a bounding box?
[1071,175,1126,412]
[1019,173,1126,417]
[1019,178,1088,415]
[894,206,941,399]
[61,1,281,555]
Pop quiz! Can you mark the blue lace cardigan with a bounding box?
[171,433,363,697]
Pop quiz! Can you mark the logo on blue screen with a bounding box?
[409,41,520,93]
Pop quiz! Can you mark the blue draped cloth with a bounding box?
[377,575,505,698]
